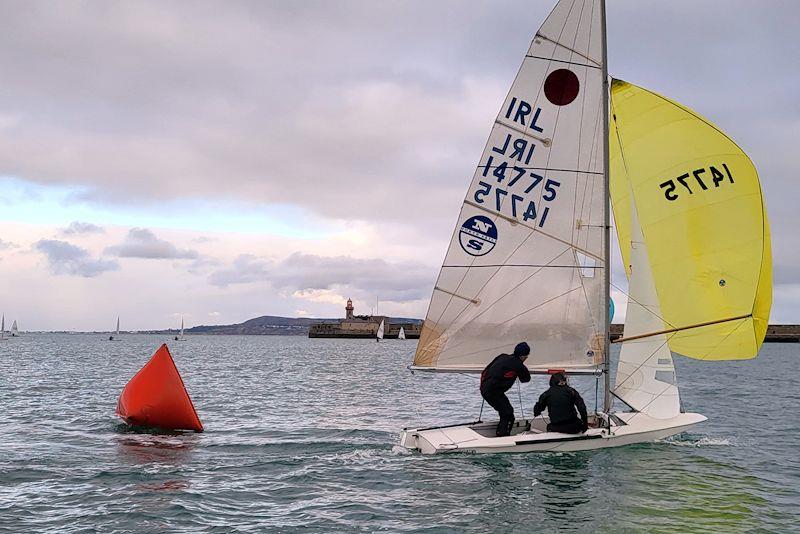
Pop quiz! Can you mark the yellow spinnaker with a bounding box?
[610,79,771,360]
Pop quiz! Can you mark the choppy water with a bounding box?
[0,335,798,532]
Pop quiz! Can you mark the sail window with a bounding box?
[577,252,596,278]
[654,370,677,385]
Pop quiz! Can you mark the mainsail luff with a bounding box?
[599,0,611,412]
[413,0,608,374]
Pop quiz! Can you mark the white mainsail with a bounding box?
[413,0,607,373]
[177,317,186,341]
[10,320,19,337]
[377,319,385,341]
[116,317,120,337]
[399,327,406,340]
[1,315,5,341]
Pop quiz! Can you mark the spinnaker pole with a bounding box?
[601,0,612,414]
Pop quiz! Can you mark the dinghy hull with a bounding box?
[400,412,706,454]
[116,344,203,432]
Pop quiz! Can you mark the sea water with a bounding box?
[1,335,798,532]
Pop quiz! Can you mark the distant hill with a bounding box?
[186,315,422,336]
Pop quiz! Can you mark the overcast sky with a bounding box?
[0,0,797,331]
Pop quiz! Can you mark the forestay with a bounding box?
[610,80,771,360]
[414,0,607,373]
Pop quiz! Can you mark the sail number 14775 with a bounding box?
[474,177,559,228]
[659,163,733,202]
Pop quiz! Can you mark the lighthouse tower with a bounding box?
[345,298,354,319]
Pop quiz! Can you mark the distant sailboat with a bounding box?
[376,319,385,342]
[10,320,19,337]
[400,0,770,454]
[175,317,186,341]
[0,315,6,341]
[398,326,406,340]
[109,316,120,341]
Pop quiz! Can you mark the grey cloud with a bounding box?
[209,255,272,287]
[34,239,118,277]
[209,252,434,302]
[0,1,795,236]
[191,236,218,243]
[274,253,433,302]
[105,228,198,259]
[61,221,105,235]
[0,239,18,250]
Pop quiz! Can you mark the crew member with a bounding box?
[533,372,588,434]
[480,342,532,437]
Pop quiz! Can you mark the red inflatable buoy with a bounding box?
[116,344,203,432]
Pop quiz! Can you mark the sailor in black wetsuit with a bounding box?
[533,372,588,434]
[480,342,532,437]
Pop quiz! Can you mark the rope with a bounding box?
[594,374,599,413]
[517,381,525,420]
[479,399,485,421]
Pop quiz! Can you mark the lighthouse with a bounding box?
[345,298,354,319]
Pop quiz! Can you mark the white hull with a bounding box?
[399,412,707,454]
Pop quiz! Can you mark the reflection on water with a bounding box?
[537,453,591,516]
[114,426,198,466]
[606,443,778,531]
[137,479,190,492]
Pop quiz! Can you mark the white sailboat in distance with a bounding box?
[398,327,406,340]
[376,319,385,342]
[0,315,6,341]
[175,317,187,341]
[400,0,771,454]
[109,316,120,341]
[10,320,19,337]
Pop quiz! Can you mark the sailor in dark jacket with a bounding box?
[533,372,589,434]
[480,342,532,437]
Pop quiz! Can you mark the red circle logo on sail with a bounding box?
[544,69,580,106]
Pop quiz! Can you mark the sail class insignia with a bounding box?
[544,68,580,106]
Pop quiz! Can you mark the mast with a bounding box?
[601,0,612,413]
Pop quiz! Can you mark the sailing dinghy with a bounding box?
[376,319,385,342]
[398,327,406,340]
[10,320,19,337]
[400,0,770,454]
[109,316,120,341]
[116,344,203,432]
[175,317,186,341]
[0,315,6,341]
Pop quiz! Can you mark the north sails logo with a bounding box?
[459,215,497,257]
